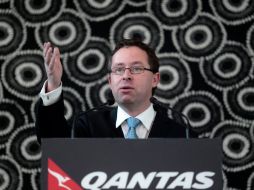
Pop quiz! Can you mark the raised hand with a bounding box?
[43,42,63,92]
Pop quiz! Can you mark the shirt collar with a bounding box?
[116,104,156,130]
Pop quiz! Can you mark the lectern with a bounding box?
[41,138,222,190]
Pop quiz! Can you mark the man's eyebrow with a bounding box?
[132,61,143,65]
[113,63,125,66]
[112,61,144,67]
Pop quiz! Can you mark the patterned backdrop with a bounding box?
[0,0,254,189]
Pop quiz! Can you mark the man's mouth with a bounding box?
[119,86,134,92]
[120,86,134,90]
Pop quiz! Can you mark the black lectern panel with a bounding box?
[41,138,222,190]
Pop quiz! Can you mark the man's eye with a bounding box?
[115,68,124,73]
[132,67,143,72]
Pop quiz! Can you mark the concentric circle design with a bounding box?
[1,50,46,101]
[127,0,147,7]
[224,80,254,123]
[11,0,65,26]
[210,120,254,172]
[0,10,26,58]
[73,0,126,21]
[63,37,112,86]
[147,0,202,29]
[6,123,41,173]
[246,23,254,56]
[209,0,254,25]
[62,87,86,121]
[86,78,114,109]
[0,156,23,190]
[200,41,253,91]
[110,13,164,52]
[31,172,40,190]
[35,9,91,56]
[0,81,3,101]
[171,91,224,134]
[172,13,226,62]
[30,97,40,123]
[247,172,254,190]
[155,53,192,100]
[0,99,28,148]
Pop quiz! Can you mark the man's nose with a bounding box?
[122,68,132,80]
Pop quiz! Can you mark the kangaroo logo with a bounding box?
[48,158,83,190]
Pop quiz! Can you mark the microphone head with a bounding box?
[107,98,115,106]
[105,90,115,105]
[150,96,157,104]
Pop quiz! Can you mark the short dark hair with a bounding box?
[109,39,159,73]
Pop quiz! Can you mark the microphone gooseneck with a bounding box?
[71,97,115,138]
[150,97,191,139]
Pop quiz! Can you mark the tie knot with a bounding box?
[127,117,141,129]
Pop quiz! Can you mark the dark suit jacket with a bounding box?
[35,96,191,143]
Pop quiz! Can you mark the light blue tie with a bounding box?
[126,117,141,139]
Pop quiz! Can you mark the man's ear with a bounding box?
[152,72,160,87]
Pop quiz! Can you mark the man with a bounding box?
[35,39,189,142]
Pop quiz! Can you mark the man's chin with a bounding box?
[117,97,135,105]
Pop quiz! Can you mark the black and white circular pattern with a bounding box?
[247,172,254,190]
[63,37,112,86]
[147,0,202,29]
[35,9,91,56]
[62,87,86,121]
[73,0,126,21]
[30,171,40,190]
[0,156,23,190]
[85,78,113,109]
[210,120,254,172]
[172,91,224,134]
[0,82,3,101]
[200,41,253,91]
[11,0,65,26]
[0,99,28,149]
[224,80,254,123]
[6,123,41,174]
[246,23,254,57]
[1,50,46,101]
[110,12,164,52]
[0,9,26,58]
[209,0,254,25]
[128,0,147,7]
[155,53,192,100]
[172,12,227,62]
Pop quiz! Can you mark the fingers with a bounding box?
[43,42,60,70]
[44,42,53,66]
[49,47,60,70]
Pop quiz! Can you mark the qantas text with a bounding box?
[81,171,215,190]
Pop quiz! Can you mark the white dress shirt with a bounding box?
[116,105,156,139]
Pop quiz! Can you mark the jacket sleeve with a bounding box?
[35,93,72,143]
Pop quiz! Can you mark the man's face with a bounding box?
[108,46,160,109]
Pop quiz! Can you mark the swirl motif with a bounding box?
[1,51,46,100]
[172,91,224,134]
[147,0,202,29]
[155,53,192,100]
[110,13,164,52]
[0,156,23,190]
[0,10,26,58]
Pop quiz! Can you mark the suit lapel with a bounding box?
[149,112,177,138]
[110,107,124,137]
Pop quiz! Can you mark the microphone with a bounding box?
[86,97,115,113]
[71,97,115,138]
[150,97,191,139]
[86,90,115,112]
